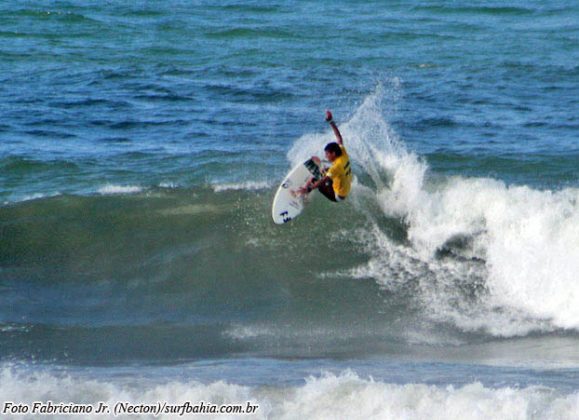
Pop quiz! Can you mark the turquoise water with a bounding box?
[1,1,578,418]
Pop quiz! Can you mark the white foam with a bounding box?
[212,181,271,192]
[276,372,579,420]
[157,204,224,217]
[404,178,579,331]
[159,181,179,189]
[304,84,579,336]
[0,324,29,333]
[3,191,62,204]
[0,367,577,420]
[97,184,143,195]
[224,325,272,340]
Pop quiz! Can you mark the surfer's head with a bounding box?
[324,142,342,162]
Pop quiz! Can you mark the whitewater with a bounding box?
[0,363,577,420]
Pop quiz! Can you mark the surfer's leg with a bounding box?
[317,179,337,202]
[297,177,315,196]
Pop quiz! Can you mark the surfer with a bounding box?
[298,110,352,202]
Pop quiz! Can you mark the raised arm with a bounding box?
[325,110,343,145]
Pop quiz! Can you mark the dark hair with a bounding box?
[324,142,342,156]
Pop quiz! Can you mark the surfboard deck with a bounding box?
[272,159,323,224]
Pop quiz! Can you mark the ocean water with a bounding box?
[1,0,578,419]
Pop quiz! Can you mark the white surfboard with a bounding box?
[272,159,323,224]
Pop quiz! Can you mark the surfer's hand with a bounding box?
[325,110,333,122]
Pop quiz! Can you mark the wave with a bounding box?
[0,156,78,173]
[2,185,143,204]
[289,83,579,337]
[1,86,578,364]
[412,6,535,16]
[97,184,143,195]
[211,181,272,192]
[0,366,576,420]
[2,191,62,205]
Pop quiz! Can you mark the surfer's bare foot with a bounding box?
[296,187,308,197]
[291,188,305,198]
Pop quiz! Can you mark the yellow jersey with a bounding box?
[326,146,352,198]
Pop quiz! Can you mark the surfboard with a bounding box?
[272,158,323,224]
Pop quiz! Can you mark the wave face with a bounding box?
[1,87,578,367]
